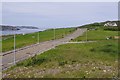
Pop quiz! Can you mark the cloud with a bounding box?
[2,2,118,27]
[3,2,117,16]
[3,3,69,16]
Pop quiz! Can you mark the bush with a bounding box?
[58,61,67,66]
[104,26,119,31]
[90,48,96,52]
[17,56,46,67]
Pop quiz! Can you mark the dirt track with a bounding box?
[2,28,87,70]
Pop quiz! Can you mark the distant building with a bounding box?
[104,22,117,27]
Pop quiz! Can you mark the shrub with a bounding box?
[104,26,119,31]
[90,48,96,52]
[17,56,46,67]
[58,61,67,66]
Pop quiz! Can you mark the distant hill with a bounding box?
[0,25,39,31]
[79,20,119,31]
[17,26,39,29]
[80,20,119,28]
[0,25,20,31]
[101,21,119,27]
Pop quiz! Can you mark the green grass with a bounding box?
[2,28,75,52]
[3,28,118,78]
[72,29,118,41]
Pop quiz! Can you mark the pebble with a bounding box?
[28,75,31,78]
[85,71,88,73]
[66,71,70,73]
[103,70,106,73]
[115,61,118,63]
[113,73,115,75]
[68,65,71,67]
[58,67,61,69]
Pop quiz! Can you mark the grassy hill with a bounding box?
[72,29,118,41]
[3,21,118,78]
[79,21,119,31]
[4,40,118,78]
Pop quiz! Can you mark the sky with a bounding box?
[1,0,120,2]
[2,2,118,29]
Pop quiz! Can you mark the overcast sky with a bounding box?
[2,2,118,28]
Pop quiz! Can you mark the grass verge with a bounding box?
[3,28,118,78]
[2,28,75,52]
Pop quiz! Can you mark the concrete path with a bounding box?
[2,28,87,70]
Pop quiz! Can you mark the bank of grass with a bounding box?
[72,29,118,41]
[3,28,118,78]
[2,28,75,52]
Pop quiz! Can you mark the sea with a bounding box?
[0,28,45,36]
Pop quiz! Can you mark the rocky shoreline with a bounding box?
[0,25,38,31]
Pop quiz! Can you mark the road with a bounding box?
[2,28,87,70]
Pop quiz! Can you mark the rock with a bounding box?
[103,70,106,72]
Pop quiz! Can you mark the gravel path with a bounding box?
[2,28,87,70]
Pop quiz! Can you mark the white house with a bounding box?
[104,22,117,27]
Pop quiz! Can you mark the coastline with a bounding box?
[0,28,44,36]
